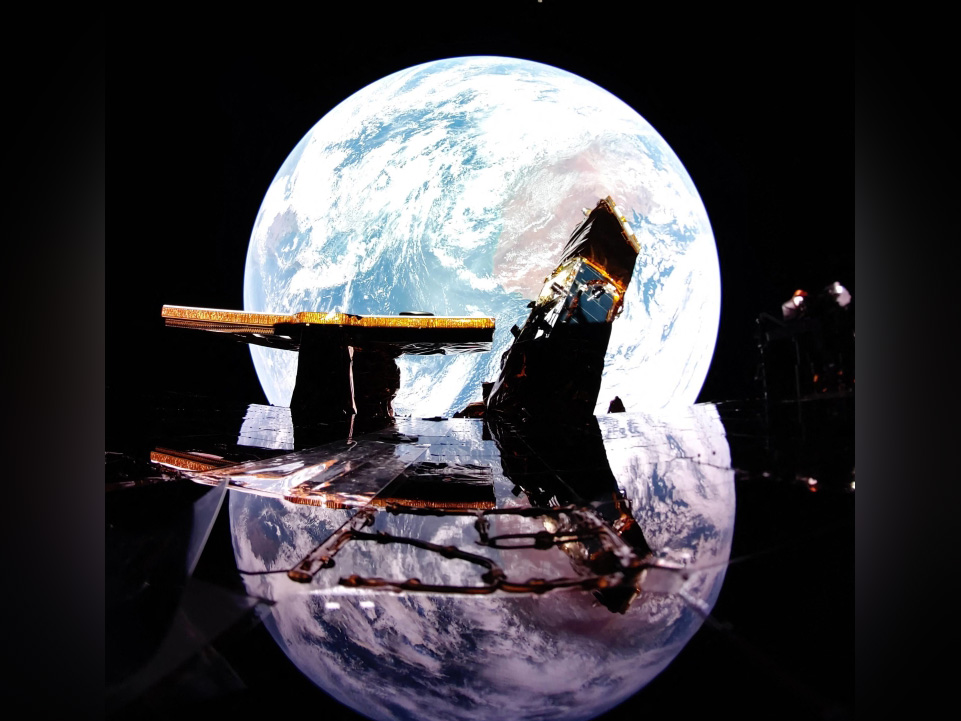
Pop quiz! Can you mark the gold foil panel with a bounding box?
[291,312,495,331]
[187,440,428,509]
[161,305,289,327]
[162,304,494,332]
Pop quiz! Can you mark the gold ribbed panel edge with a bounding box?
[150,450,234,473]
[162,305,494,330]
[162,305,289,326]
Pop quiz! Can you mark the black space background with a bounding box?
[105,6,856,718]
[18,4,946,717]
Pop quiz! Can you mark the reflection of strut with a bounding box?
[486,414,654,613]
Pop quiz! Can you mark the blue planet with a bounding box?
[243,56,721,416]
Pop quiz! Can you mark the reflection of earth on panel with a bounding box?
[229,406,734,721]
[244,56,721,418]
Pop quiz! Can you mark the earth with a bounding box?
[230,405,735,721]
[243,56,721,417]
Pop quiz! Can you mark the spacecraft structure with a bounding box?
[485,195,640,420]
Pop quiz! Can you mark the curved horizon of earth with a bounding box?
[243,56,721,417]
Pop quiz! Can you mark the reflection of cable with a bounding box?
[675,586,838,715]
[636,516,850,591]
[720,517,850,570]
[657,514,851,717]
